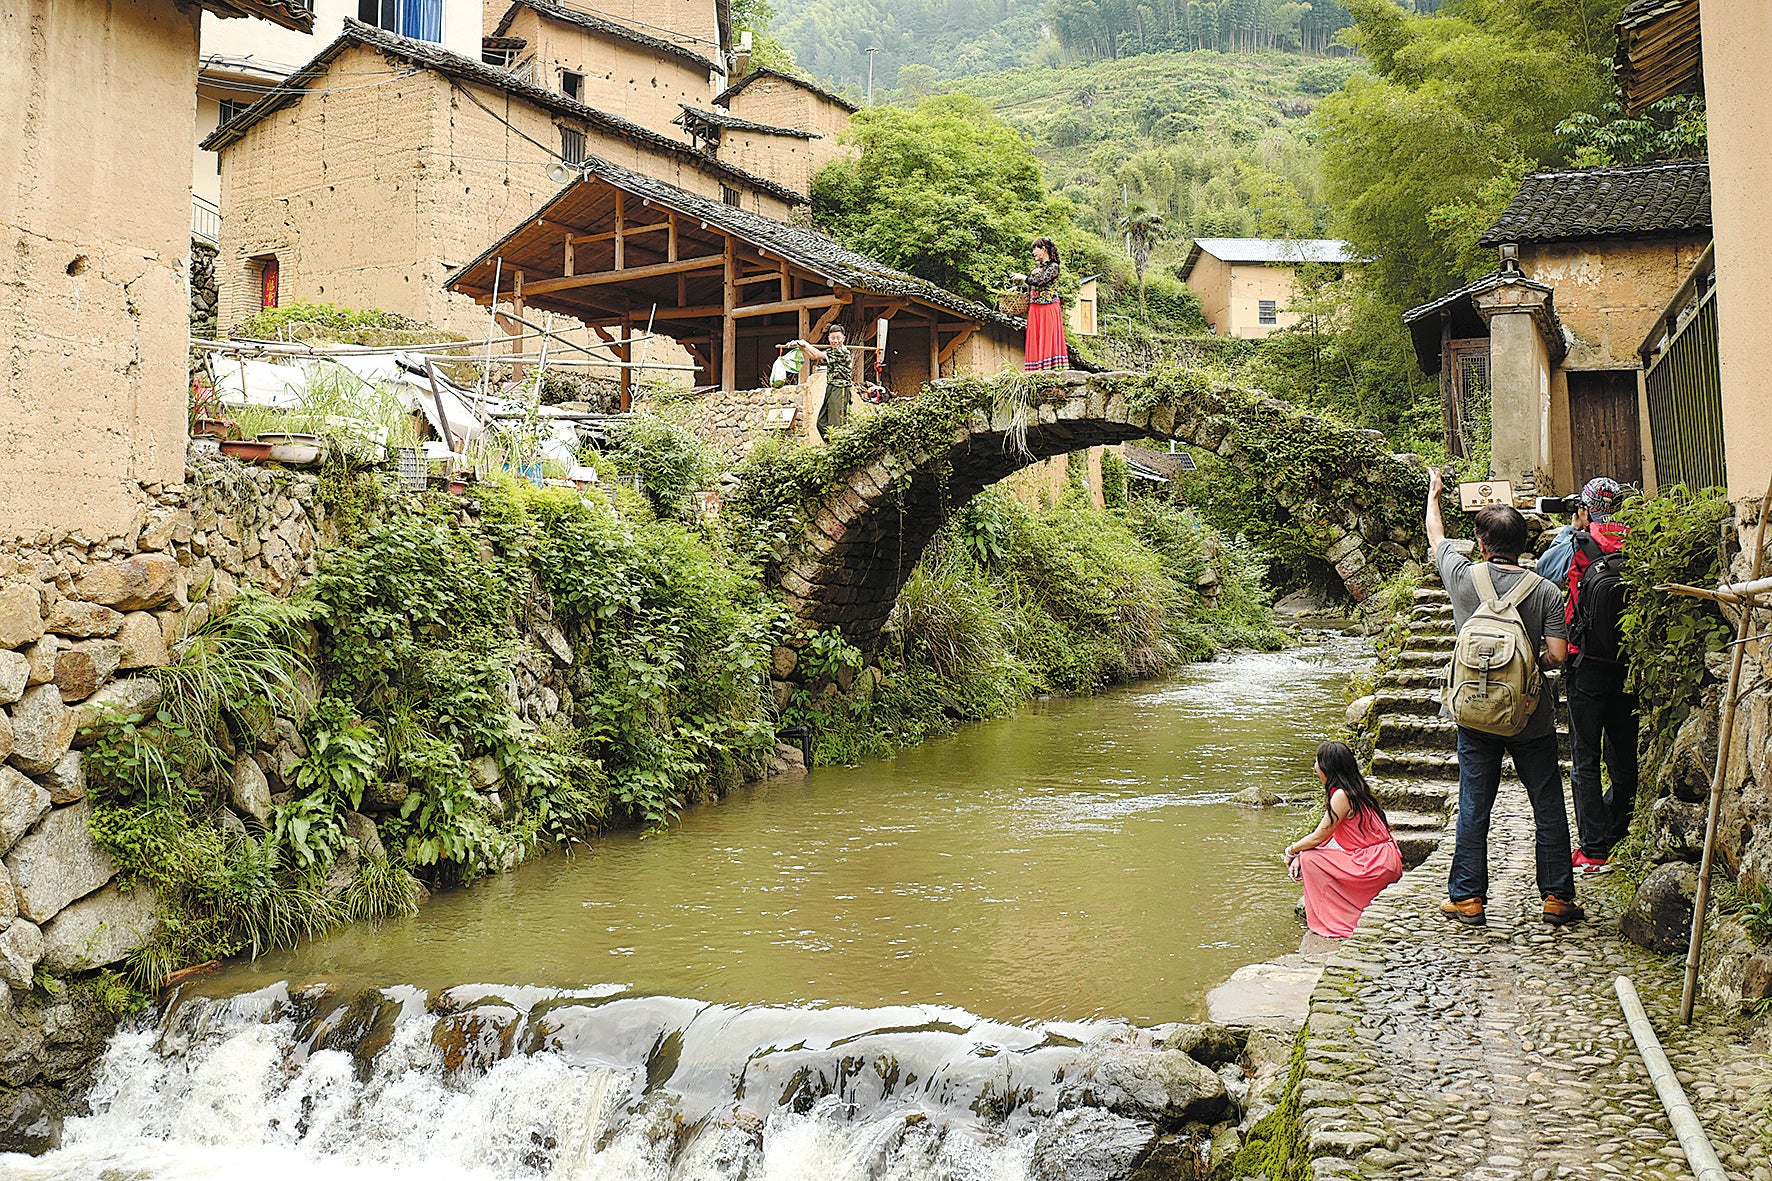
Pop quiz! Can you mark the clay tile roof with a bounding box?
[446,154,1020,331]
[200,21,804,206]
[677,105,819,139]
[713,67,859,114]
[1478,158,1710,246]
[197,0,315,32]
[482,34,527,49]
[494,0,717,72]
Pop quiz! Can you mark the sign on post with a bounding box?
[1458,480,1514,512]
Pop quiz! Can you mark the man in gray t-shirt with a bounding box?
[1426,468,1581,927]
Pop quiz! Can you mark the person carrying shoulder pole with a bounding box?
[1427,467,1584,927]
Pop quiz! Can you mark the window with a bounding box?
[721,185,743,208]
[1258,299,1278,326]
[252,255,280,310]
[218,99,251,126]
[560,70,584,102]
[558,126,585,166]
[358,0,442,43]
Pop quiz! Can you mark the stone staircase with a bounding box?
[1362,586,1459,867]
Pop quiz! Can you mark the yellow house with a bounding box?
[1405,159,1710,496]
[204,21,802,335]
[3,0,313,541]
[713,66,858,179]
[1178,238,1355,339]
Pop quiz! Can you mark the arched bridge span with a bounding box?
[763,370,1429,659]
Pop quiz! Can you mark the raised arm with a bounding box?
[795,340,826,363]
[1425,467,1448,552]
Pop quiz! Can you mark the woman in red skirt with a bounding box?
[1022,237,1068,371]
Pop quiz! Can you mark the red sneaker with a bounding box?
[1572,850,1613,875]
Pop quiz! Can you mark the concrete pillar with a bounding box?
[1474,283,1555,495]
[1701,3,1772,501]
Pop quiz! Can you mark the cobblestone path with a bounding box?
[1295,779,1771,1180]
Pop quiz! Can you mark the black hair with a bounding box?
[826,323,846,338]
[1472,504,1529,562]
[1032,237,1060,265]
[1316,740,1387,825]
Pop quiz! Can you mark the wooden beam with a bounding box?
[613,191,626,271]
[517,253,724,297]
[809,300,848,339]
[563,234,574,278]
[645,303,726,320]
[569,221,671,246]
[730,293,844,319]
[667,212,678,262]
[938,324,977,365]
[722,235,737,392]
[735,270,788,287]
[779,260,791,301]
[929,320,940,378]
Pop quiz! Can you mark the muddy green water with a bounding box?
[208,636,1366,1024]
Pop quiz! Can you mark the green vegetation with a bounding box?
[235,299,427,341]
[1616,485,1734,797]
[812,95,1107,301]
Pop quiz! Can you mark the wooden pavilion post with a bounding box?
[619,308,634,410]
[722,235,738,392]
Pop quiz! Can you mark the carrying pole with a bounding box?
[1616,977,1729,1181]
[1681,467,1772,1023]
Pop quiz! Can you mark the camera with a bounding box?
[1535,495,1582,515]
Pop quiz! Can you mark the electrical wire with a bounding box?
[198,69,424,97]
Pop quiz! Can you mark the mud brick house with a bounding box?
[194,0,484,228]
[1405,158,1711,497]
[488,0,722,136]
[205,21,801,335]
[713,66,856,167]
[1178,238,1355,339]
[3,0,313,541]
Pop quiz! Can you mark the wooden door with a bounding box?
[1567,369,1643,489]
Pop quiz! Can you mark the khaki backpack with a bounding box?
[1443,564,1545,737]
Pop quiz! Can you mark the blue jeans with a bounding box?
[1448,727,1576,903]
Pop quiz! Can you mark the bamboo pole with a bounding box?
[1615,977,1730,1181]
[1681,467,1772,1023]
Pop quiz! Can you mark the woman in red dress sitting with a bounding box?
[1284,741,1404,939]
[1022,237,1068,371]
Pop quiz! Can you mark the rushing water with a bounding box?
[7,635,1366,1181]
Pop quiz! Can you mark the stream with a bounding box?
[6,634,1367,1180]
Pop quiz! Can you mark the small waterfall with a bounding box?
[6,980,1249,1180]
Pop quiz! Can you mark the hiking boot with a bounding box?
[1440,897,1486,926]
[1572,850,1613,875]
[1542,896,1586,925]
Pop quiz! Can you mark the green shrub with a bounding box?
[607,413,720,520]
[235,300,425,341]
[1618,486,1734,792]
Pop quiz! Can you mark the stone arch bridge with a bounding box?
[762,370,1430,667]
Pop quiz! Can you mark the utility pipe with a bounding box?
[1614,976,1730,1181]
[1681,466,1772,1023]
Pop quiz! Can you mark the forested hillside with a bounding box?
[771,0,1367,94]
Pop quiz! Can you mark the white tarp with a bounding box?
[211,347,588,468]
[211,349,487,452]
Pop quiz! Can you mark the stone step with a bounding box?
[1369,777,1456,812]
[1411,587,1451,603]
[1376,715,1458,752]
[1371,748,1461,777]
[1377,666,1442,689]
[1404,635,1455,654]
[1384,808,1446,833]
[1394,650,1452,668]
[1371,688,1443,717]
[1397,831,1444,869]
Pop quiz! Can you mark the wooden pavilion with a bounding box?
[444,156,1024,404]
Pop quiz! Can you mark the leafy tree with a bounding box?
[1119,201,1164,312]
[1315,0,1620,307]
[1557,94,1707,167]
[731,0,798,72]
[812,95,1080,298]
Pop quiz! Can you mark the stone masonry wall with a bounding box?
[0,455,326,994]
[641,383,811,463]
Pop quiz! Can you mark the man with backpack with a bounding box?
[1537,477,1635,875]
[1426,468,1583,927]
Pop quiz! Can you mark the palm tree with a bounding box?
[1119,202,1164,319]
